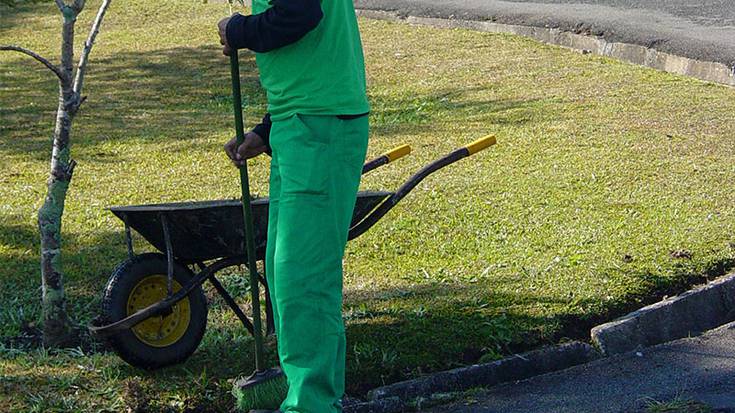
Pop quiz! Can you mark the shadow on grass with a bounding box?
[0,217,132,338]
[0,45,263,162]
[340,281,585,393]
[0,2,44,34]
[368,87,554,138]
[339,254,735,394]
[1,43,554,162]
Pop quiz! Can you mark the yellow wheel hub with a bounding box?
[127,275,191,347]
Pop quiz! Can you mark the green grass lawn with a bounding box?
[2,0,735,411]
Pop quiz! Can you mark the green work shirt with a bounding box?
[251,0,370,121]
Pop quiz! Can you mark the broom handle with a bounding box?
[230,51,265,372]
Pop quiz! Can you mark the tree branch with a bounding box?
[74,0,86,11]
[54,0,65,11]
[0,45,66,82]
[72,0,112,95]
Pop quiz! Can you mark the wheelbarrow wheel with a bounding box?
[101,253,207,369]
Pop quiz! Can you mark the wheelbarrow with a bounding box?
[90,136,496,369]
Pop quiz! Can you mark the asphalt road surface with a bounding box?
[427,321,735,413]
[355,0,735,67]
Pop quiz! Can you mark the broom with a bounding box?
[228,50,288,412]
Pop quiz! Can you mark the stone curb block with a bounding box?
[356,9,735,87]
[366,341,600,402]
[591,273,735,355]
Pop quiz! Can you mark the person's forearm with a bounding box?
[225,0,323,53]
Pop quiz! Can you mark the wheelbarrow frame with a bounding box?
[90,137,495,340]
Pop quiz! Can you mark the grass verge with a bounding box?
[2,0,735,410]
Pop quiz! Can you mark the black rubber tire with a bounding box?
[101,253,208,370]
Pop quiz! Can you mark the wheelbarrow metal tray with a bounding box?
[109,190,392,263]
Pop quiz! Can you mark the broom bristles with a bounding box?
[233,372,288,412]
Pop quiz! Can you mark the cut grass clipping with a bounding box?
[2,0,735,410]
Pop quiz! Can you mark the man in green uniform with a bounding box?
[218,0,369,411]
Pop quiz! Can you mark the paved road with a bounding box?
[427,321,735,413]
[354,0,735,67]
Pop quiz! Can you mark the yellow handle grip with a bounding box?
[383,144,412,162]
[465,135,496,155]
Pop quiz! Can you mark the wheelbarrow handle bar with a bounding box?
[349,135,496,240]
[362,144,412,174]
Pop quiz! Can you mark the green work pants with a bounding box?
[265,114,369,413]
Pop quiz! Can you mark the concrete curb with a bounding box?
[356,9,735,87]
[591,272,735,355]
[365,341,600,402]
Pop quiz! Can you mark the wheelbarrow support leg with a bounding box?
[121,212,135,259]
[160,213,174,298]
[208,274,255,335]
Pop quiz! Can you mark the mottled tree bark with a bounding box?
[2,0,112,347]
[37,1,78,348]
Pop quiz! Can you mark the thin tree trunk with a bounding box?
[3,0,112,346]
[38,7,78,347]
